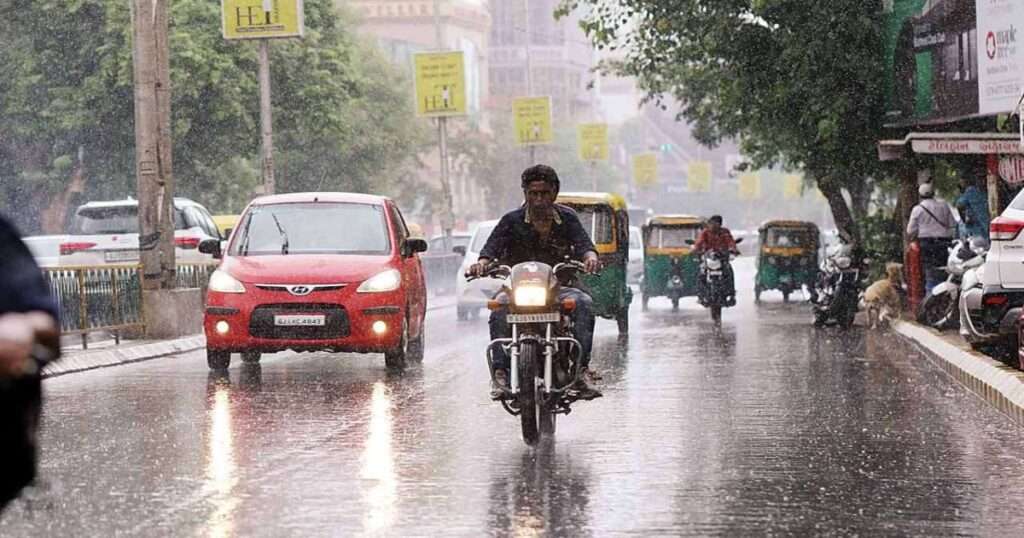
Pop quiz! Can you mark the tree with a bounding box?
[0,0,428,232]
[558,0,889,243]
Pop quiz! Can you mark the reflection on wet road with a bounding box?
[5,259,1024,536]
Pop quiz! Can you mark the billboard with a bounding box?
[414,52,467,117]
[222,0,304,40]
[883,0,1024,125]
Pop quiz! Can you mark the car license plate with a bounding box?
[274,314,326,327]
[104,250,139,263]
[507,312,560,324]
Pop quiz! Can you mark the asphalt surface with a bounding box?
[5,259,1024,536]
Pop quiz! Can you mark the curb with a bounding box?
[43,335,207,378]
[893,321,1024,425]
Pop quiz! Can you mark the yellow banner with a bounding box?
[739,172,761,200]
[577,123,609,161]
[513,97,553,145]
[687,161,712,192]
[783,174,803,200]
[222,0,304,40]
[633,153,658,187]
[413,51,467,117]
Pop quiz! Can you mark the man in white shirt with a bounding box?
[907,183,957,293]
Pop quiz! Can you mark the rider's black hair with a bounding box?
[521,164,560,191]
[708,215,723,224]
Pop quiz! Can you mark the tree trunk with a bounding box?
[817,176,860,246]
[848,180,871,222]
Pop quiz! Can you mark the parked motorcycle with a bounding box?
[918,237,986,330]
[689,238,743,323]
[812,242,863,328]
[467,260,594,446]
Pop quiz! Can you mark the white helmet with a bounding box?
[918,183,934,197]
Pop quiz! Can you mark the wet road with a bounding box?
[6,259,1024,536]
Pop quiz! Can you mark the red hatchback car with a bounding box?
[199,193,428,370]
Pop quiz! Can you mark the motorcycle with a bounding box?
[918,237,986,330]
[689,238,743,323]
[812,242,863,328]
[666,257,686,312]
[467,259,594,446]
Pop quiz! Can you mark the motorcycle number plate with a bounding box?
[507,312,560,324]
[707,270,723,276]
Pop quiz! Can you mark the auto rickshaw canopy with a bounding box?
[758,220,820,255]
[557,192,628,254]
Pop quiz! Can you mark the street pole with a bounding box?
[258,39,275,195]
[130,0,175,291]
[433,0,454,250]
[523,0,535,166]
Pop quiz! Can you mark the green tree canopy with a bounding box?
[558,0,888,241]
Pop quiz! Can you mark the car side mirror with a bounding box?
[453,245,467,256]
[735,238,744,244]
[198,238,222,259]
[404,238,428,257]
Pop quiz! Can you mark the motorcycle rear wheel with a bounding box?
[918,293,952,328]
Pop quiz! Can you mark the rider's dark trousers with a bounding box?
[488,287,595,371]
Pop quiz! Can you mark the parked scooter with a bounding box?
[812,242,863,328]
[918,237,986,330]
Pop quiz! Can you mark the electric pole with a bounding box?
[131,0,175,290]
[433,0,455,250]
[259,39,275,194]
[523,0,536,165]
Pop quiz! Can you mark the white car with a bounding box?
[21,234,68,267]
[628,226,643,284]
[59,198,222,266]
[455,219,499,321]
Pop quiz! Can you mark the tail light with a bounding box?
[174,237,200,249]
[60,242,97,255]
[983,294,1009,307]
[990,217,1024,241]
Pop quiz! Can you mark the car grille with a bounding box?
[249,303,350,339]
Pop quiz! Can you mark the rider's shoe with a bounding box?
[575,367,603,400]
[490,368,510,400]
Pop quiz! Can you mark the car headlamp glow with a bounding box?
[513,286,547,307]
[358,269,401,293]
[208,270,246,293]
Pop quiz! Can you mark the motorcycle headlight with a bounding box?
[513,286,547,307]
[358,269,401,293]
[834,256,852,269]
[208,270,246,293]
[707,258,723,270]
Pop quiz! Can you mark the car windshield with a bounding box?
[653,226,699,248]
[72,205,185,234]
[573,206,614,245]
[230,202,390,256]
[470,224,497,253]
[765,228,815,247]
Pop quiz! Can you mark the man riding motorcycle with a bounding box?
[692,215,739,306]
[467,164,601,399]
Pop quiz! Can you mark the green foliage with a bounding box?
[559,0,889,240]
[0,0,427,231]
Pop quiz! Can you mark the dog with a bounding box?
[861,263,904,329]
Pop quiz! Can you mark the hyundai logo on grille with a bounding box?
[287,285,313,296]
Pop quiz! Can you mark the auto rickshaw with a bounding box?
[754,220,821,303]
[640,215,705,311]
[556,192,632,334]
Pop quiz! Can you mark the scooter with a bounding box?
[918,237,986,330]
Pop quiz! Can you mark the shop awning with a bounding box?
[878,132,1023,161]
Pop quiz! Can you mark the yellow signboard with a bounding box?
[513,97,553,145]
[783,174,803,200]
[687,161,712,192]
[633,153,658,187]
[413,51,467,117]
[577,123,609,161]
[739,172,761,200]
[222,0,304,40]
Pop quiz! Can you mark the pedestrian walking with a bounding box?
[956,173,990,242]
[0,213,59,512]
[907,183,957,294]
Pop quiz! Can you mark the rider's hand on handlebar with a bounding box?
[467,258,491,278]
[583,253,600,274]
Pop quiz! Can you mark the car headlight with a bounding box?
[209,270,246,293]
[513,286,547,307]
[358,269,401,293]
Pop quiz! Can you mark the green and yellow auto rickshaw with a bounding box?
[754,220,821,303]
[641,215,705,311]
[556,192,632,334]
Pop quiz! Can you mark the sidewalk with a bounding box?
[45,294,459,378]
[893,320,1024,425]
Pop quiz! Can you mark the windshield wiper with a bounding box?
[271,213,289,255]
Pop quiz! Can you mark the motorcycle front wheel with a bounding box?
[518,340,553,445]
[711,304,722,323]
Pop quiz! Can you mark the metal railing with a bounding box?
[43,263,218,348]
